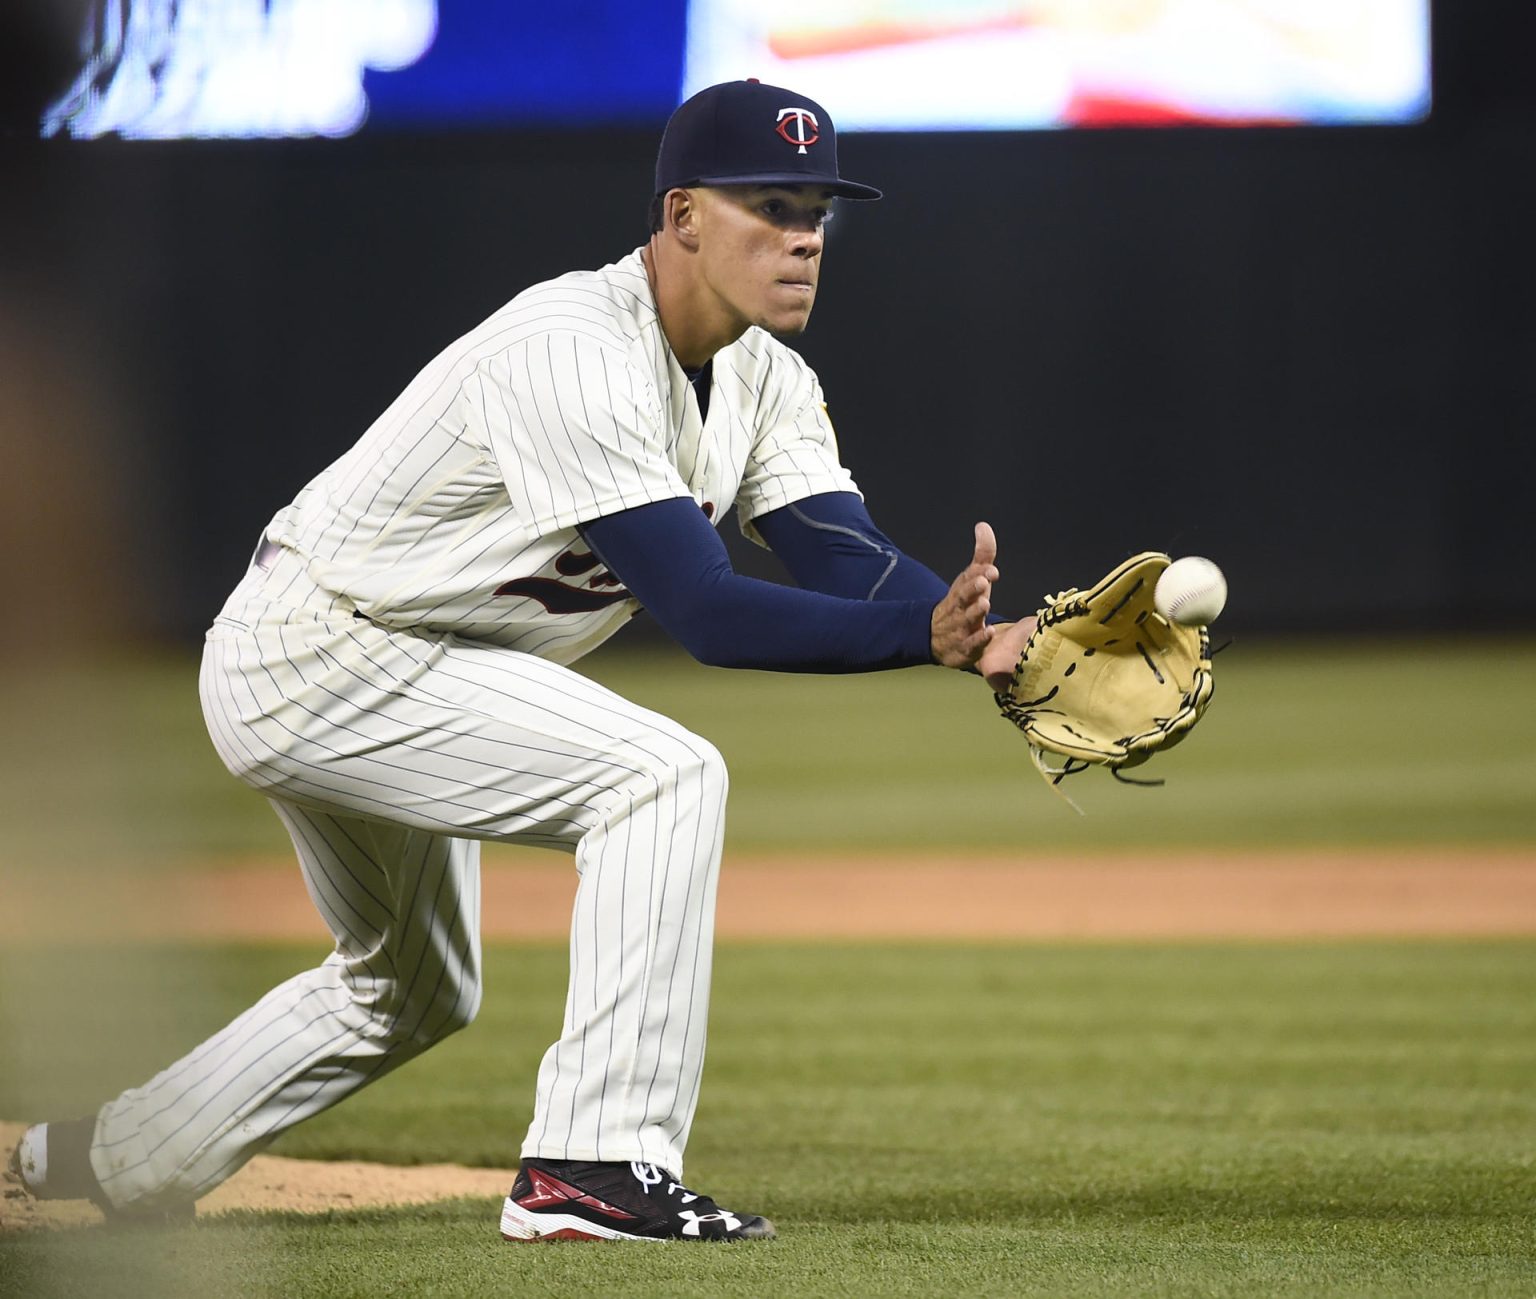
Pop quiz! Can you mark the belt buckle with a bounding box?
[251,538,282,572]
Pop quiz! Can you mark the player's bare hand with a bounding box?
[931,522,999,669]
[978,615,1039,692]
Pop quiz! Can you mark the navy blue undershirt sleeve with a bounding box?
[755,493,1009,627]
[578,498,934,673]
[752,492,952,603]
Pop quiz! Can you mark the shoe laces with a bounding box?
[630,1161,701,1204]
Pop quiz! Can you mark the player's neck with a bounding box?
[642,240,746,372]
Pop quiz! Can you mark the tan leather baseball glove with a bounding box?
[995,551,1214,791]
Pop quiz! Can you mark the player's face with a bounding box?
[695,186,834,337]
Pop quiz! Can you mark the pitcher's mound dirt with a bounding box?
[0,1122,512,1234]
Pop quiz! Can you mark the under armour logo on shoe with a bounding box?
[679,1209,742,1237]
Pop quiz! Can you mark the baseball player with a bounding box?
[6,79,1033,1242]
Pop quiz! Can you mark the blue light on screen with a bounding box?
[361,0,688,127]
[43,0,690,138]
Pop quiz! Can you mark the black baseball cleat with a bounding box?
[500,1158,775,1242]
[6,1118,102,1202]
[6,1118,195,1224]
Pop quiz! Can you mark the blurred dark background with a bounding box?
[1,1,1531,652]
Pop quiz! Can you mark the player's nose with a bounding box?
[788,225,824,257]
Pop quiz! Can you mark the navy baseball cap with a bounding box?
[655,79,882,201]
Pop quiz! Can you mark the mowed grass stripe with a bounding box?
[3,940,1532,1297]
[3,637,1535,865]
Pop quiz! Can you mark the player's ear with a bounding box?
[666,188,703,250]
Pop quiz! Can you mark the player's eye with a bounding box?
[813,207,832,225]
[762,199,784,217]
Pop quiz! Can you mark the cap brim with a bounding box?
[688,172,883,201]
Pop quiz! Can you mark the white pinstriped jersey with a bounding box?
[240,249,858,664]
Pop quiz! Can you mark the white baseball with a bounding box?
[1154,556,1227,625]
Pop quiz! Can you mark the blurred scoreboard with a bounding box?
[44,0,1430,139]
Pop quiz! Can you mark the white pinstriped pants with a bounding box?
[89,598,727,1213]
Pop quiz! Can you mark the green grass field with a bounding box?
[2,641,1533,1296]
[2,638,1535,871]
[3,941,1533,1297]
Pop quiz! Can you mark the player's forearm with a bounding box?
[753,493,952,604]
[680,570,932,671]
[580,499,933,673]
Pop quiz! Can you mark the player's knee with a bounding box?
[391,993,480,1049]
[603,731,729,828]
[427,964,483,1042]
[357,970,481,1048]
[425,983,481,1042]
[675,734,729,810]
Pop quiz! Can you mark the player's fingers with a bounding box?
[971,521,997,571]
[952,571,989,604]
[955,580,990,620]
[935,590,997,667]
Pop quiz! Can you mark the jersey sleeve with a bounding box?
[473,331,693,535]
[734,352,860,548]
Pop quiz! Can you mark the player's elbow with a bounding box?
[671,601,768,669]
[656,583,757,669]
[678,623,749,669]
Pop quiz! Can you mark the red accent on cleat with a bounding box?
[517,1167,638,1220]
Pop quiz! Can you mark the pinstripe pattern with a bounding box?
[85,247,856,1213]
[90,584,729,1207]
[94,801,483,1209]
[249,250,857,658]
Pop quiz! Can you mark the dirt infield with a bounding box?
[5,847,1533,1231]
[6,846,1535,944]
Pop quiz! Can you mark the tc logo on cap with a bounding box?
[775,107,820,154]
